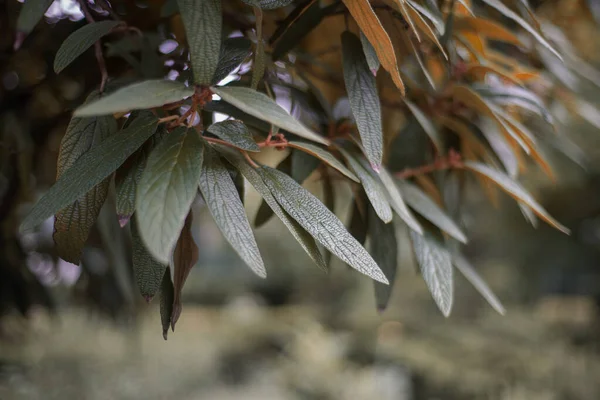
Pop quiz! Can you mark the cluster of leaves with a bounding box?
[15,0,597,337]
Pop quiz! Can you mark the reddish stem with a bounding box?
[396,149,464,179]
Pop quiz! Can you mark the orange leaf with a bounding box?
[454,17,522,46]
[405,2,448,59]
[465,64,524,86]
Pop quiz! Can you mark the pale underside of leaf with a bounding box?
[288,141,358,182]
[207,119,260,151]
[378,166,424,234]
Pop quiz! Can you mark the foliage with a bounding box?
[11,0,600,338]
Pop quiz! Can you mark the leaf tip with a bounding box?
[13,31,26,51]
[143,294,154,304]
[162,329,168,340]
[118,215,130,228]
[171,302,182,331]
[370,162,382,173]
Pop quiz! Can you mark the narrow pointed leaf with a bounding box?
[159,267,174,340]
[171,213,198,329]
[177,0,222,84]
[379,167,424,234]
[452,252,505,314]
[271,0,324,60]
[54,21,121,73]
[16,0,53,37]
[397,180,467,243]
[409,230,453,316]
[212,37,253,84]
[136,127,204,264]
[211,86,329,145]
[131,221,167,302]
[288,141,358,182]
[405,2,448,59]
[464,161,569,234]
[359,31,380,75]
[251,6,266,90]
[369,206,398,311]
[241,0,293,9]
[20,114,158,232]
[199,146,266,277]
[342,31,383,170]
[403,99,443,153]
[347,194,369,246]
[258,165,388,283]
[75,80,194,117]
[255,155,291,227]
[207,120,259,151]
[454,16,521,45]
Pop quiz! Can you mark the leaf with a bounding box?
[405,2,448,59]
[159,267,174,340]
[251,6,266,90]
[211,86,329,145]
[464,161,570,234]
[241,0,293,9]
[199,146,266,277]
[343,0,405,94]
[291,148,321,184]
[205,100,271,133]
[453,17,522,46]
[255,155,291,227]
[478,116,518,178]
[452,252,505,315]
[160,0,178,17]
[378,166,424,234]
[20,113,158,232]
[359,31,380,75]
[288,141,358,182]
[342,31,384,170]
[212,37,253,84]
[206,120,260,152]
[397,180,467,243]
[322,171,335,268]
[347,194,369,246]
[480,0,562,61]
[53,95,118,264]
[75,80,194,117]
[131,221,167,302]
[339,148,393,223]
[219,147,327,270]
[369,206,398,311]
[271,0,324,60]
[171,213,199,330]
[409,230,453,317]
[258,165,388,283]
[54,21,121,73]
[403,99,443,153]
[16,0,53,37]
[177,0,222,84]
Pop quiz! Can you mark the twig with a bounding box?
[158,115,180,124]
[77,0,109,92]
[242,151,259,168]
[396,149,464,179]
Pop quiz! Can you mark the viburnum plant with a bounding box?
[16,0,592,338]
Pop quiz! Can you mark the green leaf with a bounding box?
[347,194,369,246]
[53,94,118,264]
[397,180,467,243]
[258,165,388,283]
[409,230,453,316]
[207,120,260,151]
[177,0,222,84]
[136,127,204,264]
[54,21,121,73]
[159,267,174,340]
[464,161,570,234]
[342,31,383,170]
[339,148,392,223]
[219,147,327,270]
[452,252,505,315]
[160,0,178,17]
[212,37,253,84]
[20,113,158,232]
[271,0,324,60]
[199,146,266,277]
[291,148,321,184]
[251,6,266,90]
[378,167,423,234]
[254,155,291,227]
[241,0,293,9]
[403,99,443,153]
[16,0,53,36]
[288,141,359,182]
[131,221,167,302]
[359,31,380,75]
[75,80,194,117]
[212,86,329,145]
[477,116,518,178]
[369,206,398,311]
[171,214,198,329]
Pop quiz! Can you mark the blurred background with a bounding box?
[3,0,600,399]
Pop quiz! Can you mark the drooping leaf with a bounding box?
[171,213,199,330]
[452,252,505,314]
[347,192,369,246]
[20,114,158,232]
[255,155,292,227]
[177,0,222,84]
[136,127,204,264]
[321,169,335,267]
[241,0,293,9]
[131,221,167,302]
[409,230,453,316]
[54,21,121,73]
[258,165,388,283]
[403,98,443,153]
[206,120,260,151]
[397,180,467,243]
[159,267,174,340]
[53,94,118,264]
[369,206,398,311]
[378,166,424,234]
[342,31,384,170]
[74,80,194,117]
[271,0,324,60]
[472,83,552,124]
[219,147,327,270]
[251,6,266,90]
[16,0,53,41]
[339,148,393,223]
[405,1,448,59]
[464,161,570,234]
[477,116,518,178]
[212,37,253,84]
[211,86,329,145]
[291,148,321,184]
[288,141,359,182]
[199,146,266,277]
[359,31,380,75]
[343,0,405,93]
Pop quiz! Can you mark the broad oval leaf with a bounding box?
[16,0,53,36]
[258,165,388,283]
[177,0,222,84]
[75,80,194,117]
[241,0,293,9]
[171,213,198,329]
[136,127,204,264]
[359,31,380,75]
[288,141,359,182]
[159,267,174,340]
[131,221,167,302]
[464,161,570,234]
[211,86,329,145]
[397,180,467,243]
[342,31,384,170]
[207,120,260,151]
[20,113,158,232]
[54,21,121,73]
[212,37,253,84]
[378,166,424,234]
[199,146,266,277]
[409,230,453,316]
[369,206,398,311]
